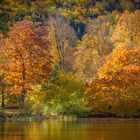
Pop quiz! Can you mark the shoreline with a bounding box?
[1,115,140,122]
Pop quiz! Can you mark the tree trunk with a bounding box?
[19,53,26,108]
[19,92,25,108]
[1,79,5,110]
[1,89,5,109]
[1,91,5,109]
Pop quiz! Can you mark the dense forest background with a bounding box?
[0,0,140,118]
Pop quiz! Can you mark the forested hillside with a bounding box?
[0,0,140,118]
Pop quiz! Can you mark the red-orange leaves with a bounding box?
[3,20,53,99]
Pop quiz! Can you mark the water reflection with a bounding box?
[0,119,140,140]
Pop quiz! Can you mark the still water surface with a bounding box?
[0,119,140,140]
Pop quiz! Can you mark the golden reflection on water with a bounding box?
[0,120,140,140]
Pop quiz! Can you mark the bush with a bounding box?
[20,99,33,116]
[29,71,89,117]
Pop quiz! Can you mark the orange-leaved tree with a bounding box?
[86,45,140,117]
[2,20,53,107]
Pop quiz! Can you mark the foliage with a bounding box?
[0,0,140,118]
[86,45,140,117]
[0,11,9,34]
[47,16,77,72]
[29,72,88,117]
[20,99,33,116]
[112,10,140,48]
[1,20,52,106]
[74,15,115,81]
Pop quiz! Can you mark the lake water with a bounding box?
[0,119,140,140]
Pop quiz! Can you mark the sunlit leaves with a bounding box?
[112,10,140,48]
[86,45,140,117]
[74,15,114,81]
[2,20,52,100]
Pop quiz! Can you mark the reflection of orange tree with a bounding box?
[86,45,140,117]
[25,120,84,140]
[0,122,29,140]
[2,20,53,107]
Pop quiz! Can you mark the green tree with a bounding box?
[29,72,88,116]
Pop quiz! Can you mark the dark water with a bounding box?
[0,119,140,140]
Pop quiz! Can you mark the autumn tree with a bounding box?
[74,34,100,81]
[74,15,115,81]
[86,45,140,117]
[112,10,140,48]
[2,20,52,107]
[86,16,116,56]
[47,16,77,71]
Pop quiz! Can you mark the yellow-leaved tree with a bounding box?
[112,10,140,48]
[74,16,114,81]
